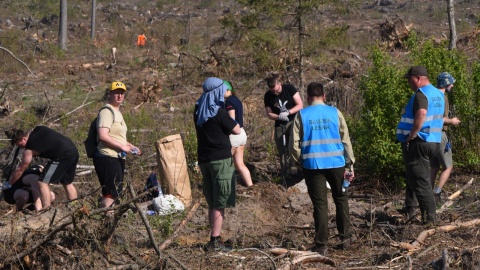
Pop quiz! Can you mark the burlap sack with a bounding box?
[155,134,192,207]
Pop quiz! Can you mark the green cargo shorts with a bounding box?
[200,157,236,209]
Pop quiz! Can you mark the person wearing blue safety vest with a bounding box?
[289,82,355,256]
[396,66,444,225]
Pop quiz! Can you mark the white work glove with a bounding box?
[1,182,12,190]
[278,111,289,122]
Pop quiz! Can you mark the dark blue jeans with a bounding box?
[304,167,351,247]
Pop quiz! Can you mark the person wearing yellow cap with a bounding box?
[223,80,253,188]
[93,81,141,212]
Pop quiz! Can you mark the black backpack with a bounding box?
[84,106,114,158]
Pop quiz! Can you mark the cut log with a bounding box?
[437,177,475,214]
[397,219,480,251]
[272,248,336,269]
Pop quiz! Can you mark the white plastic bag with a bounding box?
[152,194,185,215]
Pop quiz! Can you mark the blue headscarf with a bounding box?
[195,77,229,126]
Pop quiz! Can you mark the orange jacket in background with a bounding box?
[137,34,146,46]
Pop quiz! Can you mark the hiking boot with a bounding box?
[340,235,356,250]
[310,245,328,256]
[399,206,417,219]
[206,239,232,252]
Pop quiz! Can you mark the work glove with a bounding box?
[1,182,12,190]
[278,111,289,122]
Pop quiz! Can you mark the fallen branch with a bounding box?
[76,170,93,176]
[158,200,201,251]
[126,179,161,257]
[437,177,475,214]
[165,254,190,270]
[396,219,480,251]
[0,46,37,78]
[1,188,156,265]
[272,248,335,269]
[447,177,474,200]
[292,253,335,267]
[235,248,276,269]
[43,100,94,123]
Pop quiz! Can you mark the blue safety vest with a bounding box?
[300,104,345,169]
[396,84,444,143]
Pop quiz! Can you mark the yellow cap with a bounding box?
[111,81,126,91]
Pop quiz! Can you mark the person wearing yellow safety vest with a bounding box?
[289,82,355,256]
[396,66,444,225]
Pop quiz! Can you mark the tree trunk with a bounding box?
[59,0,67,50]
[297,0,305,101]
[447,0,456,50]
[90,0,96,40]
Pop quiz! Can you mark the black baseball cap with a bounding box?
[403,66,428,78]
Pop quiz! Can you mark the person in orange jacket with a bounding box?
[137,33,146,46]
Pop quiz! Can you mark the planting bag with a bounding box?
[155,134,192,207]
[152,194,184,215]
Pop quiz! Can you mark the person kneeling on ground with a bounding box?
[3,165,55,212]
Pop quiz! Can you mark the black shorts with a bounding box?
[3,169,40,205]
[93,155,125,198]
[41,152,79,185]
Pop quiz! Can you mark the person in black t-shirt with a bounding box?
[194,77,240,252]
[264,72,303,180]
[8,126,78,211]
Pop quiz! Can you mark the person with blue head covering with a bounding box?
[430,72,460,200]
[193,77,240,252]
[195,77,229,127]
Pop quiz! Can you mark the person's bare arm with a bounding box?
[9,149,33,185]
[231,124,241,135]
[443,116,460,126]
[288,92,304,115]
[265,107,280,121]
[228,109,235,120]
[98,127,131,153]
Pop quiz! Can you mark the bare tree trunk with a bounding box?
[59,0,68,50]
[297,0,305,101]
[90,0,96,40]
[447,0,456,50]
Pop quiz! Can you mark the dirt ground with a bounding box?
[3,168,478,269]
[162,172,480,270]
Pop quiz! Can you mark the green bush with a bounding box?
[352,48,408,181]
[353,38,480,183]
[412,40,480,170]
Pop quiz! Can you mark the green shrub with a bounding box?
[352,48,408,181]
[412,40,480,170]
[354,38,480,183]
